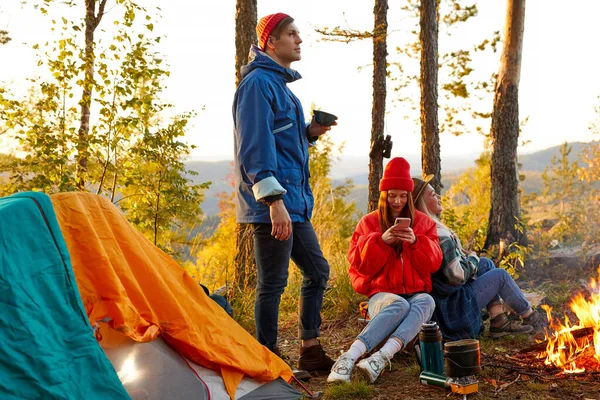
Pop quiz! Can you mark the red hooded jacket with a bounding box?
[348,210,442,297]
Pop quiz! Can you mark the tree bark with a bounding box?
[484,0,527,252]
[368,0,388,212]
[419,0,441,193]
[234,0,258,290]
[235,0,257,87]
[234,224,257,290]
[76,0,107,190]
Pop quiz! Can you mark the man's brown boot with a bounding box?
[298,344,335,373]
[273,346,312,381]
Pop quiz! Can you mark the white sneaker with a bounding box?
[355,351,390,383]
[327,352,356,383]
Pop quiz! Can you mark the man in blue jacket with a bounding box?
[233,12,335,373]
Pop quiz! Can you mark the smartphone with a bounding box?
[394,217,411,229]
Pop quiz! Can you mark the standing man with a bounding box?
[233,13,335,373]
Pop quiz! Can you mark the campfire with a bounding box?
[540,267,600,373]
[472,268,600,397]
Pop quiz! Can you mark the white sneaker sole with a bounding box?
[326,372,351,383]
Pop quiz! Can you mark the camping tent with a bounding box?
[0,191,301,400]
[98,322,299,399]
[0,192,129,399]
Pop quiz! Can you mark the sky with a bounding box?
[1,0,599,162]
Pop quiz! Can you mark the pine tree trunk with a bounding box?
[419,0,441,193]
[76,0,107,190]
[485,0,527,252]
[368,0,388,212]
[235,0,257,87]
[234,223,256,290]
[233,0,258,290]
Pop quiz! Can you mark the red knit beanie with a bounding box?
[256,13,290,51]
[379,157,414,192]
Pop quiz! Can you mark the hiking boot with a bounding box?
[489,313,534,338]
[522,308,549,331]
[355,351,390,383]
[298,344,335,373]
[327,352,356,383]
[273,346,312,381]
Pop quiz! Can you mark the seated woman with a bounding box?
[327,158,442,384]
[412,175,546,341]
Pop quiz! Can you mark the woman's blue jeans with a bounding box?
[471,257,530,315]
[253,221,330,350]
[357,292,435,352]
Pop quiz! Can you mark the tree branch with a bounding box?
[314,26,373,43]
[94,0,109,29]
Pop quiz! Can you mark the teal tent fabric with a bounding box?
[0,192,130,400]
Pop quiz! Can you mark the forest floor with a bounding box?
[276,256,600,400]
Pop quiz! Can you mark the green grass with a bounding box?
[322,268,363,321]
[324,381,373,399]
[537,280,580,309]
[479,365,505,379]
[230,286,257,333]
[401,362,422,377]
[561,377,583,393]
[479,334,529,355]
[523,380,547,392]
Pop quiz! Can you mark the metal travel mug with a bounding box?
[419,321,444,375]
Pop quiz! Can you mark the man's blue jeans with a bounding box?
[471,257,530,315]
[357,292,435,351]
[253,221,330,350]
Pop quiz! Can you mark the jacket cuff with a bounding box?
[467,254,480,263]
[306,124,319,147]
[263,194,284,206]
[375,234,389,249]
[252,176,287,201]
[409,235,422,248]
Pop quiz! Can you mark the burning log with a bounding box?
[518,327,594,354]
[511,267,600,374]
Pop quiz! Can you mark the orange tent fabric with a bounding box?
[50,192,292,399]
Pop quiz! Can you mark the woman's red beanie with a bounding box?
[379,157,414,192]
[256,13,290,51]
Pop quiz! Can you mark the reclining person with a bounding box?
[412,176,546,340]
[327,158,442,384]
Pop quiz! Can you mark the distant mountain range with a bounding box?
[188,142,588,216]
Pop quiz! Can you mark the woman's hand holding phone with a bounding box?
[382,220,417,245]
[382,225,401,245]
[395,226,416,245]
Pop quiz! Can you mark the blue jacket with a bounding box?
[430,223,483,341]
[233,45,314,223]
[430,273,483,341]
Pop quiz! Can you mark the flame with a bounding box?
[542,267,600,373]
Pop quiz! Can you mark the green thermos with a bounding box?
[419,370,450,388]
[419,321,444,375]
